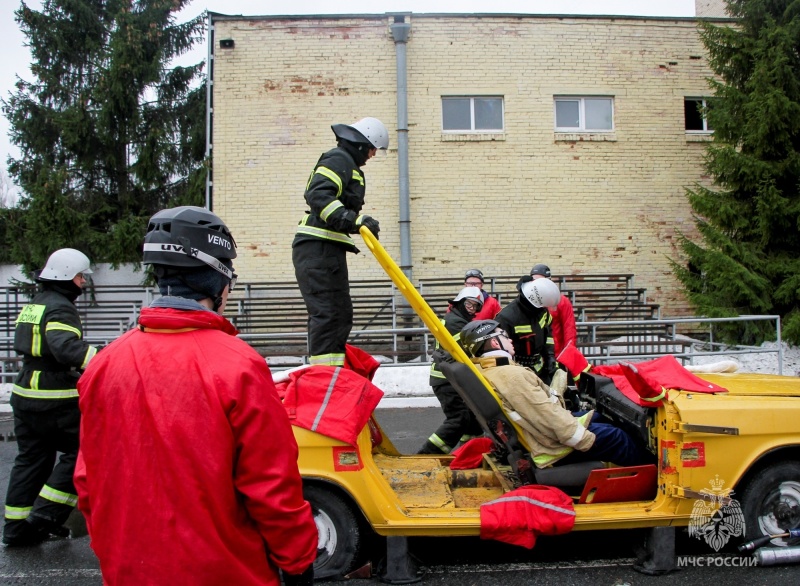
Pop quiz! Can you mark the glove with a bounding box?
[355,214,380,239]
[282,565,314,586]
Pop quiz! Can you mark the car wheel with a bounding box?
[304,484,362,579]
[741,461,800,547]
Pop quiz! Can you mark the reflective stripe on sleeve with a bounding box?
[351,169,364,186]
[320,200,345,222]
[45,322,82,338]
[514,325,532,334]
[82,346,98,369]
[313,166,343,196]
[564,423,587,447]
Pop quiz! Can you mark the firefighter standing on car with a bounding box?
[292,117,389,366]
[3,249,97,547]
[75,207,317,585]
[418,287,485,454]
[496,276,559,384]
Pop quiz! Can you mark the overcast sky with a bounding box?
[0,0,696,194]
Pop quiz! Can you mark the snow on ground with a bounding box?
[2,341,799,411]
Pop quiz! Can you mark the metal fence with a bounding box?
[0,314,784,381]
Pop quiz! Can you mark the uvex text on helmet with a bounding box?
[142,206,237,279]
[460,319,502,358]
[520,278,561,309]
[451,286,484,309]
[38,248,93,281]
[530,264,551,278]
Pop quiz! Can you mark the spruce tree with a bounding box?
[675,0,800,344]
[2,0,206,274]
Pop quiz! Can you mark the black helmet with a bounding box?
[530,263,551,278]
[143,206,237,280]
[464,268,484,282]
[460,319,503,358]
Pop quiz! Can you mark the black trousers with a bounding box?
[3,403,80,539]
[292,240,353,366]
[420,383,483,454]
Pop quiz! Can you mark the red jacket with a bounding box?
[550,295,577,356]
[475,291,502,320]
[75,305,317,585]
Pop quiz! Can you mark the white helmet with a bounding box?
[451,286,484,309]
[520,278,560,309]
[349,117,390,150]
[38,248,93,281]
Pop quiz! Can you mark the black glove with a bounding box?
[355,214,380,239]
[282,565,314,586]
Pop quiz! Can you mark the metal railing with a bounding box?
[0,315,784,380]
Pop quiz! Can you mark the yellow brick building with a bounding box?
[209,13,724,314]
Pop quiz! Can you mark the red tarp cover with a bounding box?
[480,485,576,548]
[276,345,383,446]
[592,355,728,407]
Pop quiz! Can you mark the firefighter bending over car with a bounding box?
[418,287,485,454]
[496,276,559,384]
[461,320,653,468]
[292,117,389,366]
[75,206,317,586]
[3,249,97,547]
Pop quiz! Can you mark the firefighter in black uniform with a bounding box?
[417,287,485,454]
[3,248,98,547]
[292,117,389,366]
[496,276,561,385]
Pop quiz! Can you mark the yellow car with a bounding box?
[294,229,800,580]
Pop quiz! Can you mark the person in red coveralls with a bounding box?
[75,206,317,586]
[530,263,577,357]
[464,268,501,320]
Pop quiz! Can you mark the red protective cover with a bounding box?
[593,355,727,407]
[449,438,495,470]
[579,464,658,504]
[281,365,384,446]
[480,485,576,549]
[556,341,590,378]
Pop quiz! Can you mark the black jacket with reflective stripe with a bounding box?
[429,304,473,387]
[292,145,367,253]
[496,296,555,375]
[12,287,96,410]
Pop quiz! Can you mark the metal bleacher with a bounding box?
[1,272,678,374]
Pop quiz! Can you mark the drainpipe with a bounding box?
[204,12,215,210]
[390,16,412,281]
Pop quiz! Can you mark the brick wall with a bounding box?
[211,14,721,315]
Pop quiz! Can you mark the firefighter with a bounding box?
[74,206,317,585]
[530,263,577,358]
[496,276,560,384]
[3,248,97,547]
[418,287,485,454]
[292,117,389,366]
[460,320,652,468]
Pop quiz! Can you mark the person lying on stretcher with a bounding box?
[460,320,654,469]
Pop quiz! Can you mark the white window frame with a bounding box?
[554,96,614,132]
[441,96,505,133]
[684,97,713,134]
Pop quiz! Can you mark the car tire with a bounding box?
[304,485,362,579]
[741,461,800,547]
